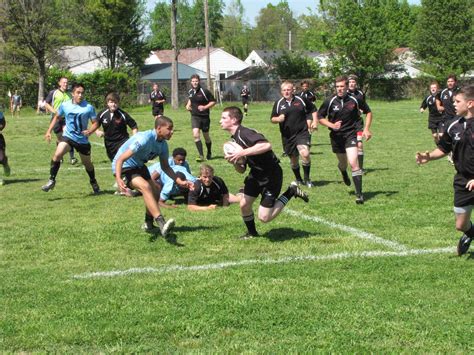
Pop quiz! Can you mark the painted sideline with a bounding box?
[72,247,454,279]
[285,209,408,251]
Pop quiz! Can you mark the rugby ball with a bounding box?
[223,141,246,165]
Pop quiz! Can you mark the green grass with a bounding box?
[1,101,473,352]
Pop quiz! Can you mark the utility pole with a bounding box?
[170,0,179,109]
[289,30,292,51]
[204,0,212,90]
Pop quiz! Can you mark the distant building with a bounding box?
[56,46,125,74]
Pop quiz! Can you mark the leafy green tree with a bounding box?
[251,1,300,50]
[272,51,321,79]
[413,0,473,77]
[298,12,329,52]
[383,0,419,48]
[215,0,252,59]
[0,0,70,103]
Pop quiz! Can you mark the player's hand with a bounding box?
[95,130,104,138]
[227,150,245,164]
[466,180,474,191]
[176,178,194,191]
[185,103,192,111]
[116,176,127,192]
[44,132,52,143]
[278,114,285,123]
[208,204,217,210]
[332,121,342,130]
[363,129,372,141]
[198,105,206,111]
[420,108,424,113]
[82,129,91,137]
[311,121,318,132]
[416,151,430,165]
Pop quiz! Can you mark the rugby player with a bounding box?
[420,81,443,144]
[149,83,166,117]
[0,111,11,185]
[437,75,460,164]
[240,84,250,116]
[298,80,318,145]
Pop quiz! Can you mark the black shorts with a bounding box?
[0,133,5,150]
[244,166,283,208]
[428,117,445,133]
[152,107,164,117]
[330,131,358,154]
[53,118,66,134]
[120,166,151,189]
[60,137,91,156]
[191,115,210,132]
[242,98,249,105]
[283,130,310,157]
[453,174,474,209]
[105,139,127,162]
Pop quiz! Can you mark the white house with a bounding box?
[57,46,114,74]
[145,47,249,80]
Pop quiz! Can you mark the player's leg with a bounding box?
[336,153,351,186]
[346,146,363,203]
[78,147,100,194]
[42,141,71,191]
[239,177,260,238]
[202,119,212,160]
[357,132,364,172]
[289,154,303,184]
[455,209,473,256]
[297,143,312,187]
[258,183,308,223]
[0,134,10,178]
[192,125,205,162]
[228,193,242,204]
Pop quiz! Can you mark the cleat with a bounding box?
[141,221,158,233]
[304,180,313,188]
[158,218,175,237]
[70,157,78,165]
[91,181,101,194]
[239,232,259,240]
[292,179,304,186]
[196,155,205,162]
[290,182,309,203]
[457,234,472,256]
[206,152,212,160]
[42,179,56,192]
[3,163,11,177]
[355,194,364,204]
[342,173,351,186]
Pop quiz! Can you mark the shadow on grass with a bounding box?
[148,233,185,247]
[349,190,399,202]
[3,178,41,185]
[264,227,313,242]
[312,179,339,187]
[309,151,323,156]
[363,167,389,174]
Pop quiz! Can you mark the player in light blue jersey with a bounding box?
[42,83,100,194]
[113,116,194,237]
[148,162,197,207]
[168,147,191,174]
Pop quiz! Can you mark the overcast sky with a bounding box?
[146,0,421,26]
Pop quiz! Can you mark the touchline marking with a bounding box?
[285,209,408,251]
[72,247,454,280]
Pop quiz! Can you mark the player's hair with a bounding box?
[348,74,358,81]
[152,82,159,87]
[155,115,173,128]
[335,76,348,84]
[457,85,474,100]
[176,172,186,180]
[280,81,294,90]
[430,81,439,87]
[301,80,310,86]
[223,106,243,123]
[172,147,187,157]
[447,74,457,81]
[71,83,85,92]
[200,163,214,176]
[105,92,120,104]
[190,74,200,80]
[58,76,68,83]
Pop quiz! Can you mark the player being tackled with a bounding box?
[220,106,308,239]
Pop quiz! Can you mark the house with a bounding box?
[141,63,208,81]
[56,46,119,74]
[385,47,430,78]
[145,47,249,80]
[245,49,330,69]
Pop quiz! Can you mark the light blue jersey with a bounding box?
[112,129,169,173]
[148,163,196,201]
[58,100,96,144]
[168,156,191,174]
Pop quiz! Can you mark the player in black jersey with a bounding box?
[298,80,318,146]
[420,81,443,144]
[437,75,460,164]
[416,85,474,256]
[187,164,241,211]
[220,106,309,239]
[149,83,166,117]
[318,76,372,204]
[186,74,216,162]
[240,84,250,116]
[347,75,372,172]
[0,111,11,185]
[271,81,318,187]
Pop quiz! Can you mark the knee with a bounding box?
[258,214,270,223]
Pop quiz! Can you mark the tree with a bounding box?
[272,51,321,79]
[0,0,70,103]
[298,11,329,52]
[250,1,300,50]
[215,0,252,59]
[413,0,473,77]
[319,0,396,87]
[73,0,147,69]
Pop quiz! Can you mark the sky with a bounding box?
[146,0,421,26]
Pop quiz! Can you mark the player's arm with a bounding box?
[416,148,446,165]
[44,113,61,142]
[114,149,134,192]
[199,100,216,111]
[187,203,217,211]
[436,97,444,112]
[83,120,100,137]
[420,97,427,113]
[185,99,192,111]
[271,102,285,123]
[160,156,194,191]
[318,117,341,130]
[363,111,373,141]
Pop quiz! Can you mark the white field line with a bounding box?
[72,247,455,280]
[285,209,408,251]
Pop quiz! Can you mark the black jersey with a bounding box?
[188,86,215,117]
[347,89,365,103]
[241,88,250,98]
[188,176,229,206]
[232,125,280,181]
[440,87,459,120]
[438,117,474,178]
[318,93,370,134]
[96,108,137,143]
[420,92,442,120]
[271,95,315,138]
[150,90,166,112]
[298,89,316,103]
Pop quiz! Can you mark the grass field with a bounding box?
[1,100,473,352]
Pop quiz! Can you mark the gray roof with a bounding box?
[141,63,208,80]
